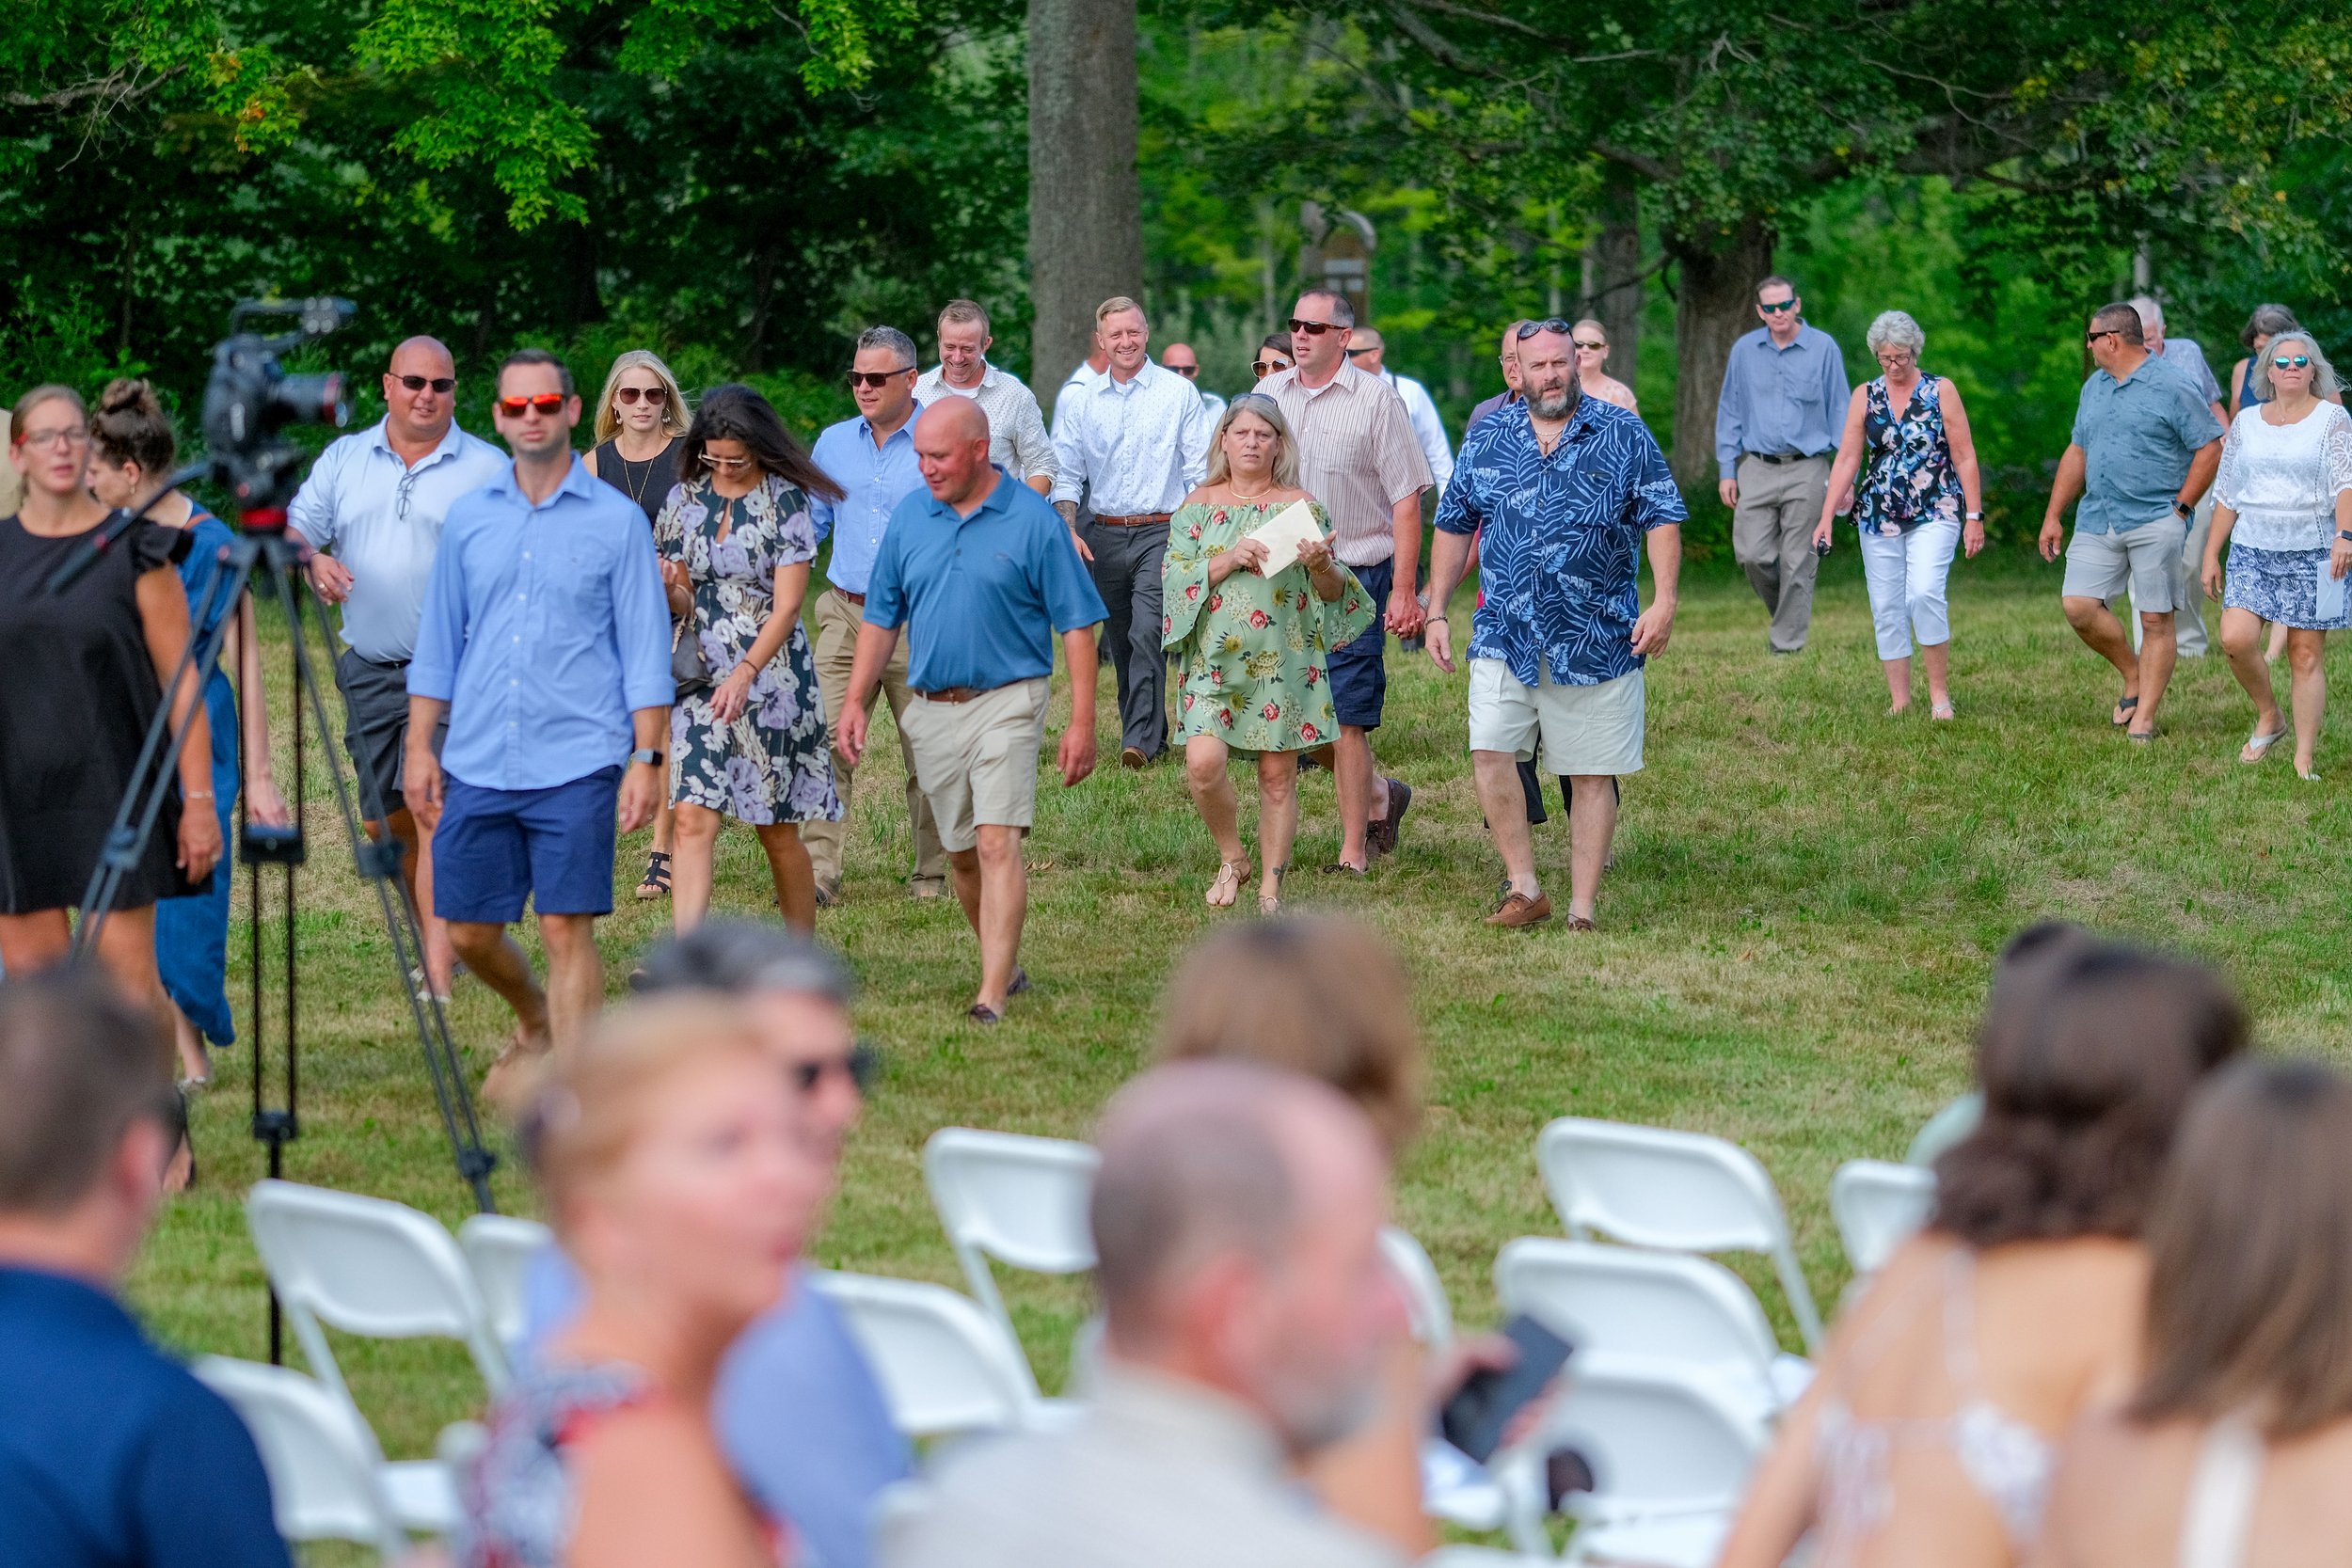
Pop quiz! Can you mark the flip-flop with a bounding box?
[2127,729,2159,745]
[2239,728,2289,765]
[1931,704,1956,721]
[2111,695,2140,727]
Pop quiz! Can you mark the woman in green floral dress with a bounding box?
[1163,393,1375,912]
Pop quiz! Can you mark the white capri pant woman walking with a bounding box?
[1859,509,1962,659]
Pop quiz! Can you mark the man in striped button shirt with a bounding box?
[1257,290,1434,874]
[915,299,1058,498]
[1050,295,1213,768]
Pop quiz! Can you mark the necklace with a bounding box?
[1229,482,1276,501]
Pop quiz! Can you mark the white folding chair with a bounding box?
[1535,1117,1823,1349]
[1381,1225,1456,1351]
[1830,1160,1937,1277]
[193,1355,410,1562]
[246,1180,508,1530]
[1906,1092,1983,1168]
[457,1212,555,1354]
[1494,1237,1810,1424]
[813,1271,1057,1438]
[922,1128,1099,1393]
[1498,1356,1769,1568]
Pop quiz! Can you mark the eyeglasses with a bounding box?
[2273,355,2312,370]
[1514,317,1576,341]
[1286,318,1343,337]
[16,426,89,451]
[794,1043,880,1095]
[1758,299,1798,314]
[1167,363,1199,378]
[1572,340,1608,353]
[1251,358,1288,377]
[395,373,456,394]
[496,393,566,416]
[846,368,913,389]
[613,385,667,405]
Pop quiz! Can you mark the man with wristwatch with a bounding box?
[2039,302,2225,743]
[404,349,673,1103]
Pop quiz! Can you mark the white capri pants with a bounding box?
[1857,511,1961,660]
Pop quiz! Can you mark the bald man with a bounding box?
[289,334,505,997]
[837,400,1105,1023]
[1160,341,1226,427]
[882,1060,1410,1568]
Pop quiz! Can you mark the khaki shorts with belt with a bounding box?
[898,677,1052,853]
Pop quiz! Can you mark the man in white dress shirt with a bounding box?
[1345,328,1452,492]
[914,299,1057,498]
[1051,296,1212,768]
[1161,342,1227,430]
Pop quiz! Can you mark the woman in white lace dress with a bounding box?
[2200,330,2352,779]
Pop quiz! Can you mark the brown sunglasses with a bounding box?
[847,368,914,389]
[613,386,667,405]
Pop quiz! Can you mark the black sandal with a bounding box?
[635,850,673,901]
[2110,695,2140,728]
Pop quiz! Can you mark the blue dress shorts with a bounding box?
[433,766,622,923]
[1327,556,1392,730]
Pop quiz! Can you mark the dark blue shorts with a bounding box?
[433,767,622,924]
[1327,556,1392,730]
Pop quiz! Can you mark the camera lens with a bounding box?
[271,372,348,431]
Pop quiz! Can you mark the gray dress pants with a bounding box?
[1082,518,1170,758]
[1732,453,1831,653]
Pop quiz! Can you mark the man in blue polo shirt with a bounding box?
[837,398,1106,1023]
[0,968,290,1568]
[2038,302,2224,742]
[405,349,673,1102]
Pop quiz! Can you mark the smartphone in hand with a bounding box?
[1438,1313,1575,1463]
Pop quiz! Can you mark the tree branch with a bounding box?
[3,63,185,112]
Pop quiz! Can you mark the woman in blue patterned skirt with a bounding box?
[2201,330,2352,780]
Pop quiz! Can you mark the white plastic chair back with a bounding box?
[193,1355,409,1561]
[1906,1092,1983,1168]
[1501,1355,1767,1565]
[922,1128,1099,1390]
[246,1180,510,1420]
[1380,1225,1455,1350]
[1831,1160,1937,1277]
[1494,1237,1804,1420]
[814,1271,1041,1438]
[1535,1117,1822,1349]
[457,1212,554,1353]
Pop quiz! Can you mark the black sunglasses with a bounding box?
[1168,363,1199,378]
[847,368,914,389]
[1514,317,1577,341]
[2085,329,2119,345]
[395,373,455,394]
[1344,345,1376,357]
[1286,317,1343,337]
[1572,340,1608,352]
[795,1042,880,1095]
[1758,298,1798,314]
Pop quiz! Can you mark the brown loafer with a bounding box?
[1120,746,1149,769]
[1485,891,1553,927]
[1366,778,1412,856]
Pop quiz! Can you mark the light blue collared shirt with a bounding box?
[406,455,672,790]
[809,410,928,595]
[1713,324,1851,480]
[2069,355,2225,535]
[287,419,508,662]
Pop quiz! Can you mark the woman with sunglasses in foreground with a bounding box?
[654,385,846,934]
[2201,329,2352,779]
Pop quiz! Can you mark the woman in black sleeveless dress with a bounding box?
[0,385,220,1014]
[586,350,691,901]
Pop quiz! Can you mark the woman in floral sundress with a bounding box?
[1164,393,1375,913]
[654,385,844,934]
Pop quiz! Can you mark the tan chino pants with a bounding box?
[1732,453,1830,653]
[804,587,948,895]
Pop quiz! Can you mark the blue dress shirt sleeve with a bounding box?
[863,517,909,630]
[1037,511,1109,632]
[1178,387,1211,492]
[285,441,342,549]
[1714,339,1750,479]
[1819,334,1851,440]
[1048,395,1088,507]
[135,1378,295,1568]
[2172,374,2225,450]
[612,519,675,713]
[405,502,470,703]
[807,428,840,545]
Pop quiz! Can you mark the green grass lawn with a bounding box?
[131,546,2352,1477]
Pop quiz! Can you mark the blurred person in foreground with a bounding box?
[461,994,829,1568]
[881,1059,1412,1568]
[0,967,288,1568]
[1718,933,2250,1568]
[2033,1059,2352,1568]
[518,921,908,1568]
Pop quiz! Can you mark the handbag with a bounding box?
[671,616,710,700]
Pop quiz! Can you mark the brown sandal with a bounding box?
[1206,858,1250,909]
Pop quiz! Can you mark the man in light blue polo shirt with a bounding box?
[2039,302,2225,742]
[405,349,672,1101]
[837,398,1106,1023]
[805,325,946,905]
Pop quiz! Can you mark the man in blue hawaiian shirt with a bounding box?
[1423,320,1685,930]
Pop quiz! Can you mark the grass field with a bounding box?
[131,545,2352,1484]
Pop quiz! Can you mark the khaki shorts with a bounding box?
[1467,659,1645,776]
[2062,516,2185,613]
[898,677,1051,852]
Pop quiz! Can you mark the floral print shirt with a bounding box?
[1856,373,1964,535]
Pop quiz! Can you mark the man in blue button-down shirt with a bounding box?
[405,350,672,1100]
[838,398,1105,1023]
[1714,276,1850,654]
[1425,323,1685,931]
[805,325,948,905]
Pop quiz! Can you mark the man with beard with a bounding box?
[1423,320,1685,930]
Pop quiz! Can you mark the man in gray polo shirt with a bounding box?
[2038,302,2224,741]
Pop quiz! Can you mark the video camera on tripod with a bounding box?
[202,297,356,520]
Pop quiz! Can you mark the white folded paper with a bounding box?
[1245,499,1323,576]
[2318,557,2348,623]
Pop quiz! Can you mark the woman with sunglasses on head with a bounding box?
[654,385,845,935]
[1569,318,1639,413]
[0,386,218,1031]
[2200,330,2352,779]
[586,351,693,901]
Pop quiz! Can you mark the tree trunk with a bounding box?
[1027,0,1143,420]
[1666,215,1775,489]
[1583,172,1642,393]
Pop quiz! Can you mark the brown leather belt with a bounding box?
[1091,512,1171,528]
[915,686,991,704]
[831,588,866,607]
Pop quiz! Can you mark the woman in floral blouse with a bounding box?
[654,385,844,933]
[1163,394,1375,912]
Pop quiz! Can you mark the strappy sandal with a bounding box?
[635,850,673,901]
[1206,858,1250,909]
[1931,703,1956,721]
[1258,863,1289,916]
